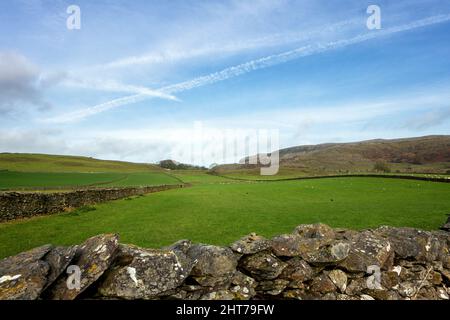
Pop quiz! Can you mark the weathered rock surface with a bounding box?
[294,223,335,239]
[303,241,351,265]
[43,246,78,290]
[188,245,237,277]
[240,252,287,280]
[1,222,449,300]
[257,279,290,295]
[310,274,337,294]
[45,234,119,300]
[231,233,271,254]
[0,245,52,300]
[98,244,192,299]
[271,234,307,257]
[229,271,257,299]
[374,226,441,262]
[328,269,348,293]
[279,257,314,282]
[339,231,392,272]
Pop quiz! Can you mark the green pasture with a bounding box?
[0,171,180,190]
[1,176,449,259]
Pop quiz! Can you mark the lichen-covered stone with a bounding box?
[98,244,192,299]
[337,294,360,300]
[257,279,289,295]
[375,226,441,262]
[303,241,351,265]
[396,281,417,298]
[200,290,234,300]
[328,269,347,293]
[381,270,401,289]
[230,271,257,299]
[230,233,271,254]
[271,234,306,257]
[271,224,337,259]
[431,231,450,268]
[0,244,52,300]
[282,289,306,300]
[294,223,335,239]
[345,278,368,296]
[339,231,392,272]
[240,252,287,280]
[437,287,449,300]
[188,244,238,277]
[46,234,119,300]
[365,288,401,300]
[279,257,314,282]
[272,234,344,264]
[43,246,78,290]
[164,239,192,255]
[0,245,52,271]
[187,244,238,286]
[310,274,336,294]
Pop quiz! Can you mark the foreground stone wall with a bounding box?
[1,222,449,300]
[0,184,184,222]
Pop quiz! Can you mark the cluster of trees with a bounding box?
[158,160,207,170]
[373,161,391,173]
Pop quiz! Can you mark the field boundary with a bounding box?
[209,172,450,183]
[0,184,186,222]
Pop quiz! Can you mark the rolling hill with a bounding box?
[0,153,162,173]
[212,135,450,177]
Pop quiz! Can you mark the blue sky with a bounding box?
[0,0,449,165]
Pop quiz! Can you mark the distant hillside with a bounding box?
[0,153,162,173]
[213,135,450,176]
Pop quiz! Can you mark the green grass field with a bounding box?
[0,154,182,190]
[1,175,449,259]
[0,171,180,190]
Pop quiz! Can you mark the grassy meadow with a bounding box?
[0,153,181,190]
[0,171,181,190]
[1,174,450,258]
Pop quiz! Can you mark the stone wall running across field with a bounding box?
[1,222,450,300]
[0,184,184,222]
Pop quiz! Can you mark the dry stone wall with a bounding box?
[1,222,450,300]
[0,184,184,222]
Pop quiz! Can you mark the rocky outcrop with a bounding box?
[0,185,184,222]
[1,223,450,300]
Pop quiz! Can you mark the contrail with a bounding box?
[91,19,358,70]
[161,14,450,94]
[45,14,450,123]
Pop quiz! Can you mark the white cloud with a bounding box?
[403,107,450,130]
[14,88,448,166]
[0,51,52,113]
